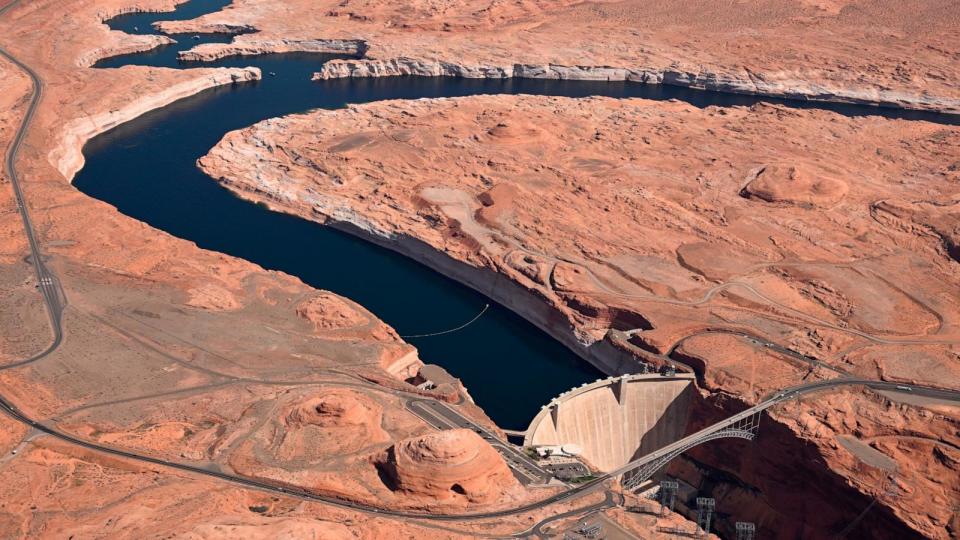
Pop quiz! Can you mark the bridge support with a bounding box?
[696,497,715,537]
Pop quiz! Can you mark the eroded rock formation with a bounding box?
[0,0,541,535]
[376,429,521,504]
[155,0,960,112]
[1,0,958,536]
[199,94,960,537]
[741,164,848,208]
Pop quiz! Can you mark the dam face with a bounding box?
[524,374,695,472]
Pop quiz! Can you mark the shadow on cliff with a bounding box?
[665,391,924,540]
[632,383,696,463]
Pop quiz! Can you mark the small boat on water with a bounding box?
[269,72,276,77]
[192,35,200,40]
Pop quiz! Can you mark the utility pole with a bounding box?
[696,497,715,537]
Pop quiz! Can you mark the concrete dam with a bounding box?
[523,374,695,473]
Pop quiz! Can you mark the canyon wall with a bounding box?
[314,59,960,114]
[178,39,364,62]
[51,67,261,181]
[197,94,960,538]
[152,0,960,114]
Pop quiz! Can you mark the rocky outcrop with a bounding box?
[93,2,181,21]
[50,67,261,181]
[154,20,257,35]
[178,39,366,62]
[73,1,200,67]
[872,198,960,264]
[131,0,960,116]
[741,164,848,208]
[375,429,520,504]
[76,34,175,68]
[312,57,661,82]
[280,389,391,452]
[296,293,369,331]
[197,94,960,536]
[285,389,386,430]
[675,387,960,539]
[313,58,960,114]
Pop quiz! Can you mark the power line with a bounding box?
[400,303,489,338]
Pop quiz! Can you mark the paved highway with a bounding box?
[666,328,846,377]
[0,13,587,515]
[1,0,959,525]
[0,0,66,373]
[526,491,621,539]
[406,399,551,484]
[607,377,960,481]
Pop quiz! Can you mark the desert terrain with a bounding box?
[156,0,960,112]
[201,94,960,537]
[0,0,957,538]
[0,0,614,537]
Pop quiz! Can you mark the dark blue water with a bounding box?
[75,0,958,429]
[98,0,233,33]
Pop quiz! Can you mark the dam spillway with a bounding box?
[523,374,695,473]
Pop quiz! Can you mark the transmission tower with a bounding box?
[659,479,679,515]
[736,521,756,540]
[696,497,715,537]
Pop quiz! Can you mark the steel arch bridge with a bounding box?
[621,410,762,491]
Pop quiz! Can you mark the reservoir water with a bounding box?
[77,0,956,429]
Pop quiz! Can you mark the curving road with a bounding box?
[526,491,621,539]
[1,0,959,527]
[665,327,847,377]
[0,1,66,372]
[606,377,960,481]
[406,398,552,484]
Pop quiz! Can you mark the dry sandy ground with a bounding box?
[200,94,960,538]
[0,413,486,539]
[157,0,960,112]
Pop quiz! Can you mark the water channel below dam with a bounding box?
[76,0,955,429]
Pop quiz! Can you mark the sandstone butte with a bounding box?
[0,0,956,538]
[200,94,960,538]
